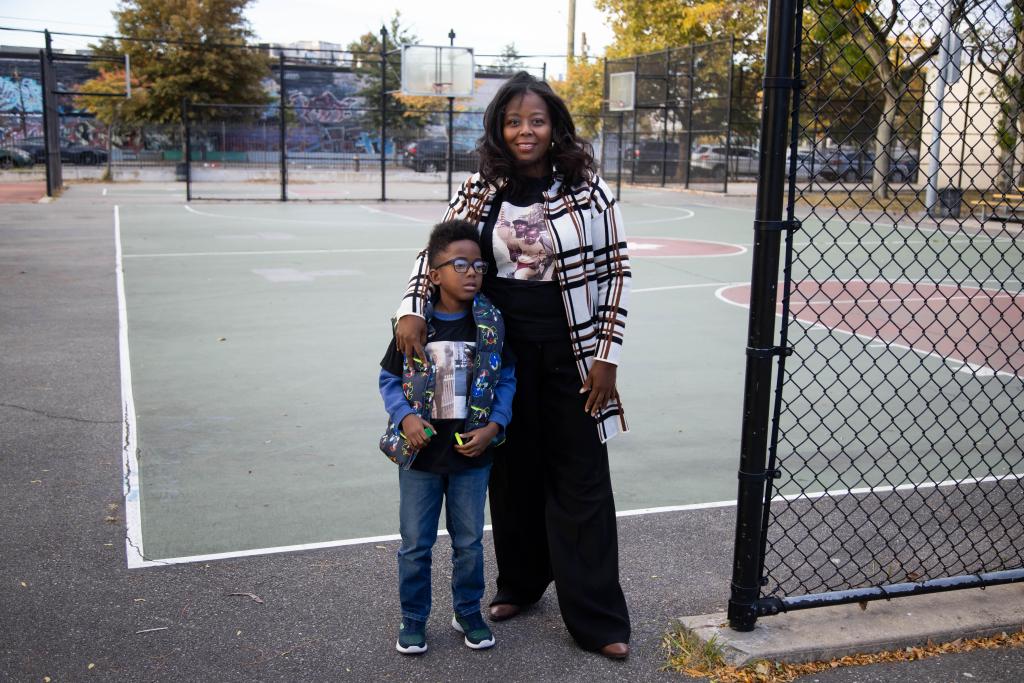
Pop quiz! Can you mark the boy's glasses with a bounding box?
[433,257,489,275]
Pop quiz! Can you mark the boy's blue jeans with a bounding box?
[397,464,491,622]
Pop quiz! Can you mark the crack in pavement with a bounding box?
[0,401,118,425]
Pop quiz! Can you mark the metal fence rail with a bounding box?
[729,0,1024,630]
[603,39,763,194]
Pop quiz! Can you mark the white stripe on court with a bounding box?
[633,281,742,294]
[124,247,421,258]
[359,204,431,223]
[715,281,1024,381]
[182,204,425,227]
[115,206,147,569]
[127,471,1024,568]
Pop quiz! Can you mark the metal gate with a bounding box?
[729,0,1024,630]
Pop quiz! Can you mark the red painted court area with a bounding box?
[720,279,1024,379]
[0,181,45,204]
[627,237,744,257]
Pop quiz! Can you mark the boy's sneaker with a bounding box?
[451,612,495,650]
[395,617,427,655]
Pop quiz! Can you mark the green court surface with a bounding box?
[114,184,1022,565]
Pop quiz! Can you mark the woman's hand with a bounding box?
[454,423,500,458]
[395,315,428,367]
[580,360,617,417]
[400,414,435,450]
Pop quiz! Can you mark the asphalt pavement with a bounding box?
[1,185,1021,682]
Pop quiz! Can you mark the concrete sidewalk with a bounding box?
[1,185,1021,682]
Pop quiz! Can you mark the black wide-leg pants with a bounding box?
[488,337,631,650]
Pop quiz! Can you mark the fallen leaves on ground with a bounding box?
[662,622,1024,682]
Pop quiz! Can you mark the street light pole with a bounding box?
[448,28,456,200]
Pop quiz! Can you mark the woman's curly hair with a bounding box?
[477,71,595,194]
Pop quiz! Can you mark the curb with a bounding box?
[679,584,1024,666]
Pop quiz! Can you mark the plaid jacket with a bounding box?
[397,171,631,442]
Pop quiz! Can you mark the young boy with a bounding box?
[378,219,516,654]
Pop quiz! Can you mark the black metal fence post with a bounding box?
[40,31,63,196]
[181,99,192,201]
[379,26,387,203]
[661,48,670,186]
[447,29,456,201]
[630,56,639,184]
[684,44,695,189]
[39,49,52,197]
[279,53,288,202]
[727,0,800,632]
[724,37,736,195]
[616,112,623,198]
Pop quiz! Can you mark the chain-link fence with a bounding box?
[729,0,1024,630]
[602,39,763,193]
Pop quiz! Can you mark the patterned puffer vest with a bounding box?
[379,292,505,469]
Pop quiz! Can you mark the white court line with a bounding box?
[802,293,1022,306]
[102,187,107,196]
[630,237,748,259]
[359,204,431,223]
[129,470,1024,567]
[628,206,696,225]
[115,206,146,569]
[124,247,420,259]
[182,204,417,227]
[634,281,740,294]
[715,281,1024,381]
[682,200,1021,242]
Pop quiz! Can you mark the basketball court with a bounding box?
[103,181,1023,567]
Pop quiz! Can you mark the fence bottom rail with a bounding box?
[753,568,1024,619]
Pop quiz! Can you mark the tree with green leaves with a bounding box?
[346,11,430,143]
[552,58,604,138]
[807,0,967,198]
[77,0,271,124]
[961,0,1024,190]
[595,0,768,57]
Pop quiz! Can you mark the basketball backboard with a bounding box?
[401,45,475,98]
[608,71,635,112]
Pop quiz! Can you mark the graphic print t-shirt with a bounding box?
[481,175,569,342]
[380,311,489,473]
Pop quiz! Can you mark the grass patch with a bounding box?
[662,620,1024,682]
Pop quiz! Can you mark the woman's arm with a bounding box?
[581,176,631,416]
[588,175,631,366]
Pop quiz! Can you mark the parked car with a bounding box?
[691,144,759,178]
[17,137,108,166]
[402,138,478,173]
[625,140,681,177]
[809,148,918,183]
[0,146,34,169]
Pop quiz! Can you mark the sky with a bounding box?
[0,0,616,78]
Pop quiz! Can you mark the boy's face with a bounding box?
[429,239,484,303]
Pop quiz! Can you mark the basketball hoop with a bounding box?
[401,45,474,98]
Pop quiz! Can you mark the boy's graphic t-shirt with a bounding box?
[481,175,569,342]
[380,311,491,473]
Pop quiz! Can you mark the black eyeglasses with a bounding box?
[433,257,489,274]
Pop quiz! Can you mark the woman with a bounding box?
[393,71,631,659]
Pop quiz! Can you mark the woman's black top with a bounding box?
[480,175,569,342]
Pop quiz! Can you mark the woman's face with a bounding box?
[502,90,552,178]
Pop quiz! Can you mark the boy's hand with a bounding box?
[400,414,435,450]
[580,360,617,417]
[396,316,429,368]
[454,423,500,458]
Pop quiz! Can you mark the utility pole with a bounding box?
[567,0,576,61]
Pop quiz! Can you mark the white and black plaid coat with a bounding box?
[397,171,631,442]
